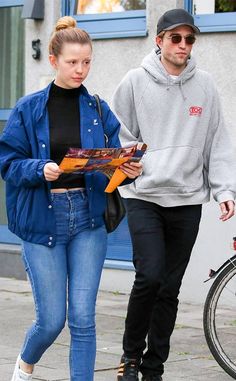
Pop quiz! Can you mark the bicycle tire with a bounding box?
[203,258,236,379]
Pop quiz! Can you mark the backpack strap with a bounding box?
[94,94,108,148]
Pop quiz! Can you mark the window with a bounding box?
[185,0,236,32]
[0,4,24,109]
[61,0,147,39]
[77,0,145,14]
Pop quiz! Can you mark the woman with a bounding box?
[0,16,141,381]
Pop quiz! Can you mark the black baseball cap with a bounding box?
[156,8,200,35]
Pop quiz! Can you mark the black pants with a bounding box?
[123,199,202,376]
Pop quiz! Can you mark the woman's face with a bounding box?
[49,42,92,89]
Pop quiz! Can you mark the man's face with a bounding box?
[156,25,195,75]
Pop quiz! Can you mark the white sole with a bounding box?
[11,355,33,381]
[11,354,21,381]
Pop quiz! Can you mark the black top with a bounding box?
[47,82,85,189]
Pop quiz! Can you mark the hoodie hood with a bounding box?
[141,48,196,90]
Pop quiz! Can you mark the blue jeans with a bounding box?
[20,190,107,381]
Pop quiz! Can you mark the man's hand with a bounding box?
[219,200,235,221]
[44,162,63,181]
[120,161,143,179]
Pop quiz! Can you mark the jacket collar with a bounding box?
[35,82,92,122]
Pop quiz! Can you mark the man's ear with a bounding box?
[49,54,57,69]
[155,35,163,49]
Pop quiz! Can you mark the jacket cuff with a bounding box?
[36,159,53,181]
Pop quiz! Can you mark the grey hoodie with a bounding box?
[112,49,236,207]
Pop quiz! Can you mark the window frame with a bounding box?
[0,0,25,110]
[61,0,147,39]
[184,0,236,32]
[0,109,12,120]
[0,0,23,7]
[0,0,24,116]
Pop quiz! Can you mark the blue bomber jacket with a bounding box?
[0,83,123,247]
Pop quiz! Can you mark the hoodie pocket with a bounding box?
[135,146,204,195]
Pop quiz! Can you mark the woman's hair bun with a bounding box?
[55,16,77,32]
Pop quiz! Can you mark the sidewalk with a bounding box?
[0,277,232,381]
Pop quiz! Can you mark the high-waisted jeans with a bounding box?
[20,189,107,381]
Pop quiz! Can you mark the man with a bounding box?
[112,8,236,381]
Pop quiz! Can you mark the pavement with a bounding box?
[0,276,234,381]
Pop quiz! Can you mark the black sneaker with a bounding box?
[117,355,140,380]
[141,375,163,381]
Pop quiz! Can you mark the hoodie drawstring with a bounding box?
[179,79,187,101]
[166,76,171,90]
[166,77,187,101]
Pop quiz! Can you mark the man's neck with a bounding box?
[160,56,187,76]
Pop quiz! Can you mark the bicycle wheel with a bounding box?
[203,258,236,379]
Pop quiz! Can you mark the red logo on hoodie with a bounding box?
[189,106,202,116]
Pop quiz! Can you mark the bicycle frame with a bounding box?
[204,253,236,283]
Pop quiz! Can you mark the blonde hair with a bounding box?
[49,16,92,56]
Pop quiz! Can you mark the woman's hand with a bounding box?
[120,161,143,179]
[44,162,63,181]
